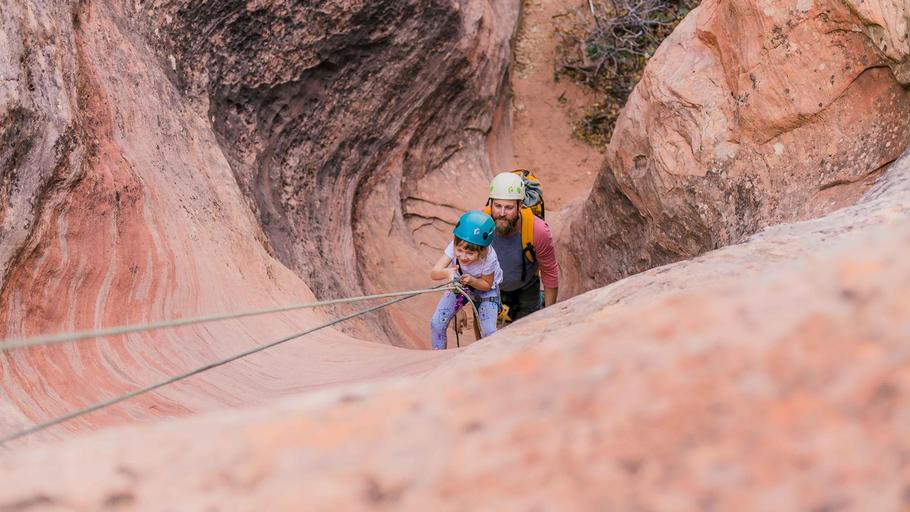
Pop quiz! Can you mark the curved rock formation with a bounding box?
[564,0,910,294]
[134,0,519,344]
[2,0,910,505]
[0,0,513,441]
[3,136,910,512]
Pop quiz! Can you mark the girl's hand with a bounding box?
[452,260,463,279]
[459,275,473,287]
[431,255,461,282]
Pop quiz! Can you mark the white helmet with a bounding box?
[488,172,525,200]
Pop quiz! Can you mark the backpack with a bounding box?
[513,169,545,220]
[483,169,546,282]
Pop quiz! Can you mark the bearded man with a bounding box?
[486,172,559,322]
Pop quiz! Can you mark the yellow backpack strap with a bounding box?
[483,205,491,216]
[520,207,535,263]
[519,208,539,281]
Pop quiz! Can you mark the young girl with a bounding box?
[429,210,503,350]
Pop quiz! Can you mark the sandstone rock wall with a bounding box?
[1,0,908,497]
[135,1,520,343]
[563,0,910,294]
[845,0,910,82]
[0,1,469,441]
[0,0,80,280]
[3,143,909,511]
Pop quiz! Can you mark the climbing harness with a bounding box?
[0,282,459,445]
[450,280,481,349]
[448,254,493,349]
[451,282,501,347]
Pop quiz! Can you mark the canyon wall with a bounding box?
[0,0,519,440]
[136,0,520,343]
[4,140,909,511]
[563,0,910,294]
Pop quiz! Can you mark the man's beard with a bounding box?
[494,215,518,236]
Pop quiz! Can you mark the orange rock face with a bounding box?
[0,0,502,441]
[2,146,909,512]
[131,0,520,346]
[564,0,910,295]
[1,0,909,507]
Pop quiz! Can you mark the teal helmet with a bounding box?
[453,210,495,247]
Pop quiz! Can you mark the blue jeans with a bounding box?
[430,291,499,350]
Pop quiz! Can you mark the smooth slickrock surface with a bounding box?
[1,0,514,441]
[2,138,909,512]
[1,0,909,508]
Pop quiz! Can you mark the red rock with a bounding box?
[1,0,909,507]
[844,0,910,82]
[564,0,910,295]
[2,146,909,511]
[133,0,520,346]
[0,0,475,440]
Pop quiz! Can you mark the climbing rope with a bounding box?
[0,286,461,353]
[0,282,461,445]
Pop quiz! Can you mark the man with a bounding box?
[487,172,559,321]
